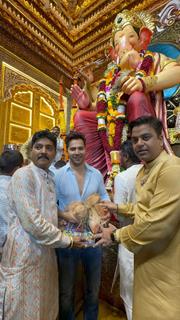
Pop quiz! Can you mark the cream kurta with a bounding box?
[0,163,70,320]
[116,151,180,320]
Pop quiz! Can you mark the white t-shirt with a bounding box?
[113,164,142,319]
[54,137,64,162]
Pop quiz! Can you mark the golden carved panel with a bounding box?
[58,96,68,134]
[59,111,66,134]
[39,114,55,130]
[70,107,78,131]
[0,61,60,150]
[40,97,54,116]
[10,103,32,126]
[9,124,31,144]
[14,91,32,107]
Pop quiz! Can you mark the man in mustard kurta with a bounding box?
[96,116,180,320]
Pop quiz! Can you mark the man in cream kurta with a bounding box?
[0,130,75,320]
[96,116,180,320]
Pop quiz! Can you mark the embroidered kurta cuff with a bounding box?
[117,203,135,218]
[60,232,72,248]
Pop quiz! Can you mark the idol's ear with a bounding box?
[139,27,153,50]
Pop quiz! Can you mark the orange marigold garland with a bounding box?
[96,72,125,154]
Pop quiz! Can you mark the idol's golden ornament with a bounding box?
[112,9,155,37]
[143,75,158,92]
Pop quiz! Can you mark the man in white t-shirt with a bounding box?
[51,126,64,162]
[114,140,142,320]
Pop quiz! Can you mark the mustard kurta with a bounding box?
[0,163,70,320]
[116,151,180,320]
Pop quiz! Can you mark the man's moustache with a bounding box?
[38,155,49,160]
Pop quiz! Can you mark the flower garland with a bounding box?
[96,50,155,154]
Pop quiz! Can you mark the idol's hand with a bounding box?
[121,76,143,95]
[70,84,91,110]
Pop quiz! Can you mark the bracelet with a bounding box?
[67,235,73,248]
[143,75,158,93]
[138,78,146,93]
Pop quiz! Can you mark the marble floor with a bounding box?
[77,300,127,320]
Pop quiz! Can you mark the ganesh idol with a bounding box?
[71,9,180,181]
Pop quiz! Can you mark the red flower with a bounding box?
[97,100,107,113]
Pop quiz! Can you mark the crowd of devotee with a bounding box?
[0,116,180,320]
[0,7,180,320]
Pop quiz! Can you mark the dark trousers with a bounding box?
[57,246,102,320]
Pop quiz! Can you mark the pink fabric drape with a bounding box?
[74,110,108,179]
